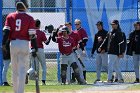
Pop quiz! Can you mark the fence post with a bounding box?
[57,52,61,82]
[0,1,3,86]
[66,0,70,22]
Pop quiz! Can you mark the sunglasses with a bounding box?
[75,24,80,25]
[111,24,116,25]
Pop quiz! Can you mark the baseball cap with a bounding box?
[96,21,103,26]
[111,20,119,25]
[16,1,28,10]
[134,21,140,25]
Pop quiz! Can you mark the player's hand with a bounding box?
[82,50,86,57]
[101,49,105,53]
[118,54,124,58]
[32,52,37,57]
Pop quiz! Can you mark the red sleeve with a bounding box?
[81,28,88,40]
[42,32,47,41]
[56,37,61,43]
[29,17,35,29]
[76,32,81,44]
[28,16,36,35]
[4,14,11,30]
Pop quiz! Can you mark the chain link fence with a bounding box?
[1,0,139,85]
[2,0,68,85]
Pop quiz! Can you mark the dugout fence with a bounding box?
[0,0,140,86]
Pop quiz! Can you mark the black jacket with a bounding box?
[101,29,126,55]
[91,29,108,54]
[126,30,140,55]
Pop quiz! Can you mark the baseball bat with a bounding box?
[78,58,85,68]
[74,51,85,68]
[33,57,40,93]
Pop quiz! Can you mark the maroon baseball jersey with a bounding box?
[74,27,88,42]
[69,31,80,46]
[56,36,76,54]
[4,11,35,41]
[58,31,80,46]
[31,29,47,48]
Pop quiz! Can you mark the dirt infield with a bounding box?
[26,90,140,93]
[25,83,140,93]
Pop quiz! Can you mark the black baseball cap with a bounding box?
[111,20,119,25]
[16,1,28,10]
[134,21,140,25]
[96,21,103,26]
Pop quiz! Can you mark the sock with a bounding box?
[83,70,86,80]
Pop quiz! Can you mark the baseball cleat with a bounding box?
[3,82,10,86]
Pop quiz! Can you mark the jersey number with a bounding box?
[16,19,21,31]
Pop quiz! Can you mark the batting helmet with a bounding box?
[45,24,54,33]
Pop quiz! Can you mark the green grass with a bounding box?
[0,85,91,92]
[0,62,95,92]
[5,63,108,85]
[127,84,140,90]
[3,62,139,92]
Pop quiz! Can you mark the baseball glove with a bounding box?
[45,24,54,33]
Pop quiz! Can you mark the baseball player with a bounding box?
[2,40,10,86]
[126,21,140,83]
[91,21,108,83]
[2,1,37,93]
[26,19,52,85]
[58,22,85,84]
[66,22,86,83]
[74,19,88,81]
[52,26,86,85]
[99,20,126,83]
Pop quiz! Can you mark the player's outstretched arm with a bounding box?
[45,35,51,45]
[52,29,59,42]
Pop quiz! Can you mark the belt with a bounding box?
[11,38,16,40]
[62,53,71,56]
[11,38,29,41]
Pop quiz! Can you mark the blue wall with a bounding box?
[72,0,138,49]
[72,0,138,72]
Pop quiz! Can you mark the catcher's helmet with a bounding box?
[45,24,54,33]
[60,26,69,34]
